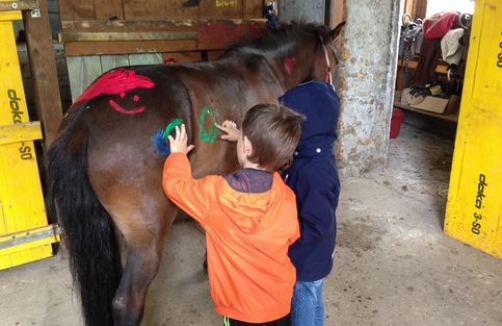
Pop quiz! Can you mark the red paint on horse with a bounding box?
[285,57,297,74]
[108,100,145,115]
[74,68,155,105]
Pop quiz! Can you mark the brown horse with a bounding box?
[46,21,345,326]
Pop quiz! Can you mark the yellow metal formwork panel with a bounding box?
[445,0,502,259]
[0,9,57,269]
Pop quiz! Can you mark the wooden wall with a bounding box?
[57,0,271,100]
[58,0,268,56]
[58,0,263,22]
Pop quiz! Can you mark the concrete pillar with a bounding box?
[280,0,402,177]
[337,0,401,176]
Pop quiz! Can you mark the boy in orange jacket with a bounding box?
[162,103,303,326]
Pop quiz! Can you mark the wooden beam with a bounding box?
[64,39,199,56]
[404,0,427,20]
[324,0,331,26]
[93,0,123,20]
[0,0,39,12]
[61,19,266,56]
[329,0,344,28]
[0,122,42,146]
[60,18,267,33]
[61,31,199,42]
[22,0,63,146]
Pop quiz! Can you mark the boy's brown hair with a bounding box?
[241,103,304,172]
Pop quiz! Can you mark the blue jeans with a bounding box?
[290,279,324,326]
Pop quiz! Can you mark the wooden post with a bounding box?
[22,0,63,147]
[329,0,345,28]
[404,0,427,20]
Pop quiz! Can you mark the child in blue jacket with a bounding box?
[279,80,341,326]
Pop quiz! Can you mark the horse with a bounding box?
[46,21,346,326]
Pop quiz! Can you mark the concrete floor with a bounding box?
[1,113,501,326]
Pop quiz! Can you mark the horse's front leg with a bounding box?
[110,203,177,326]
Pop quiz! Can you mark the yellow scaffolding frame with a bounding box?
[0,0,60,270]
[445,0,502,259]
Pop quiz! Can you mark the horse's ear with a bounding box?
[330,21,346,41]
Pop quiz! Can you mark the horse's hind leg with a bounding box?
[105,195,178,326]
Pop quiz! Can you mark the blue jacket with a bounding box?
[279,81,341,282]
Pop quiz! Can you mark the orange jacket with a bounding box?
[163,153,300,323]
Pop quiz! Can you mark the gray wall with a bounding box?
[280,0,402,177]
[279,0,326,24]
[338,0,401,176]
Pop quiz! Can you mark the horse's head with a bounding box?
[310,21,346,85]
[223,21,346,90]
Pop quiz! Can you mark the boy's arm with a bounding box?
[162,124,211,223]
[162,153,213,224]
[215,120,239,142]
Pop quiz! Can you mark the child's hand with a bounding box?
[168,124,195,154]
[215,120,239,142]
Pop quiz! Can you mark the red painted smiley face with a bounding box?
[73,68,155,115]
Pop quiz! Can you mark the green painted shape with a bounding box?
[162,117,184,139]
[199,106,219,144]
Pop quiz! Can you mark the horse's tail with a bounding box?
[46,106,122,326]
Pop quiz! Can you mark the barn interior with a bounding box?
[1,0,501,325]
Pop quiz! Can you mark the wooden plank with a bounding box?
[404,0,426,20]
[59,0,265,23]
[207,50,225,61]
[0,0,39,11]
[243,0,264,18]
[58,0,96,21]
[197,20,263,49]
[64,39,198,56]
[200,0,242,20]
[398,58,449,74]
[0,122,42,146]
[93,0,123,20]
[60,19,201,36]
[22,0,63,145]
[162,51,203,64]
[60,19,266,54]
[60,19,264,33]
[61,31,199,42]
[393,101,458,123]
[124,0,199,21]
[330,0,345,28]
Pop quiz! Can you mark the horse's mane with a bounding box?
[223,22,331,56]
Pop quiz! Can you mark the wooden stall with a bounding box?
[57,0,274,99]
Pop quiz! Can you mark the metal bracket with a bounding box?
[0,224,61,254]
[30,7,39,17]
